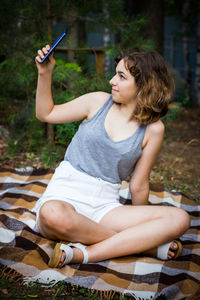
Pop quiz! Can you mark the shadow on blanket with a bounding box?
[0,167,199,300]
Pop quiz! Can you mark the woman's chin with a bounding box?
[111,93,120,103]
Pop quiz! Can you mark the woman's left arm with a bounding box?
[129,120,165,205]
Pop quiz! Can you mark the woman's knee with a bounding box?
[39,200,77,234]
[169,207,190,236]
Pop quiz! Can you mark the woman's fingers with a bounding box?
[37,45,51,59]
[42,45,50,55]
[35,55,42,63]
[37,50,44,59]
[35,44,55,73]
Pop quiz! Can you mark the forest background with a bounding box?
[0,0,200,203]
[0,0,200,298]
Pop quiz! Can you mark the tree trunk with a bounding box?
[46,0,54,144]
[67,8,78,63]
[46,0,52,42]
[77,19,87,72]
[194,16,200,106]
[125,0,164,54]
[103,2,110,75]
[182,0,192,101]
[145,0,164,54]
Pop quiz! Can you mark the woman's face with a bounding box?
[110,59,138,105]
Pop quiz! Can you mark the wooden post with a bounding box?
[95,51,104,74]
[56,47,105,74]
[46,0,52,42]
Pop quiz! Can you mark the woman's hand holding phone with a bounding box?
[35,30,67,75]
[35,45,56,75]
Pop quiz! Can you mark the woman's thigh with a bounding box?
[37,200,76,238]
[37,200,117,243]
[99,205,181,233]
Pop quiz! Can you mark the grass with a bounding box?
[0,264,133,300]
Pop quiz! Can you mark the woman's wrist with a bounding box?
[38,70,53,77]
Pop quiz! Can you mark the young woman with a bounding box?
[34,46,190,268]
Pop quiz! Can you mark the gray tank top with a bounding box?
[65,95,147,184]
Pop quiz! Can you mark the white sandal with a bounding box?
[48,242,88,268]
[157,240,182,260]
[146,239,183,260]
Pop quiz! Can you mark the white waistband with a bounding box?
[61,161,121,188]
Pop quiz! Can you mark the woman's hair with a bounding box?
[115,50,174,124]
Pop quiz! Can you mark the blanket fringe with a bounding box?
[0,264,137,299]
[91,288,120,299]
[0,264,24,285]
[0,266,137,300]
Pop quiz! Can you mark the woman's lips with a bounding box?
[112,88,118,93]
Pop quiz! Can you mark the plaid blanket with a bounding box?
[0,167,199,299]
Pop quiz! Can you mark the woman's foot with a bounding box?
[48,242,89,268]
[56,240,182,268]
[168,241,179,259]
[57,247,84,267]
[144,240,182,260]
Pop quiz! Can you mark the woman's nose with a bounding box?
[110,75,116,86]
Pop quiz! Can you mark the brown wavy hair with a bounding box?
[115,50,174,124]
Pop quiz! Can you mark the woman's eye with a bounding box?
[120,75,125,80]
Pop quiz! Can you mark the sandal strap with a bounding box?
[60,244,74,265]
[68,242,88,264]
[157,242,171,260]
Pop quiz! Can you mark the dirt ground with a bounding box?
[151,107,200,203]
[0,107,200,203]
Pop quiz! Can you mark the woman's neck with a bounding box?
[115,101,137,123]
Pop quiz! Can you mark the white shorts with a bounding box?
[34,161,122,232]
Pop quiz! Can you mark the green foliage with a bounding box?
[7,113,45,154]
[175,90,191,107]
[52,59,110,147]
[0,50,39,155]
[109,13,153,52]
[26,115,46,150]
[0,54,36,103]
[0,51,111,159]
[53,60,82,85]
[53,59,111,98]
[162,107,180,122]
[161,106,180,136]
[40,144,65,167]
[55,122,81,145]
[0,0,155,163]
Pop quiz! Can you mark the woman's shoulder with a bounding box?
[147,119,165,136]
[88,91,110,104]
[86,91,111,118]
[142,119,164,148]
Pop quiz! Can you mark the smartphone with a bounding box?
[41,29,67,63]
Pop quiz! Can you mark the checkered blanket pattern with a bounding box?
[0,167,199,299]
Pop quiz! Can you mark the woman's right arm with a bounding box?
[35,45,56,122]
[35,45,108,124]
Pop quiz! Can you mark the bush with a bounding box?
[40,144,65,167]
[52,59,110,146]
[1,56,111,160]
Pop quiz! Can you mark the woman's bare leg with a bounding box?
[38,200,116,244]
[39,202,190,265]
[85,209,189,263]
[65,206,189,265]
